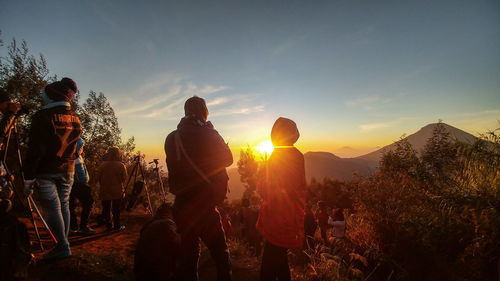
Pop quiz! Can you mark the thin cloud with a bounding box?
[360,122,392,132]
[206,97,229,107]
[114,74,227,118]
[211,105,265,117]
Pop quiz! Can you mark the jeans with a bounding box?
[174,201,231,281]
[69,182,94,229]
[260,241,291,281]
[36,173,74,252]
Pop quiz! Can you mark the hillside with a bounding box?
[357,122,477,163]
[304,152,375,182]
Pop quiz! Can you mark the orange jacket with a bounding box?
[256,147,306,248]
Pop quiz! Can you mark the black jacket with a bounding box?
[24,106,82,180]
[164,117,233,201]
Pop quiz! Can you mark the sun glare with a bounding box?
[255,140,274,156]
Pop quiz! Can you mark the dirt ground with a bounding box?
[18,209,260,281]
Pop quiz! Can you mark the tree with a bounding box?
[237,146,260,200]
[78,91,135,180]
[0,34,56,143]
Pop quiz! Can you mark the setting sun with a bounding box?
[255,140,274,156]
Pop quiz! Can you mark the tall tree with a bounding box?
[237,146,260,200]
[78,91,135,180]
[0,34,56,143]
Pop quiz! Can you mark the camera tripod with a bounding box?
[148,159,168,203]
[1,111,56,251]
[122,154,153,215]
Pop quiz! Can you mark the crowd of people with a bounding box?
[0,78,346,281]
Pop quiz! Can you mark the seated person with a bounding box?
[328,207,346,238]
[134,203,180,281]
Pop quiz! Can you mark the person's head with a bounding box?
[317,201,326,209]
[271,117,300,147]
[241,198,250,208]
[0,89,12,113]
[0,89,19,115]
[43,77,77,104]
[76,138,85,156]
[154,202,173,220]
[184,96,208,122]
[106,146,122,161]
[0,199,12,215]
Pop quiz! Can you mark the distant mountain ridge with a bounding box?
[305,122,477,182]
[228,123,478,200]
[356,123,477,162]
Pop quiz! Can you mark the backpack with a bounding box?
[174,132,229,205]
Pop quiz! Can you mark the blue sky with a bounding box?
[1,0,499,160]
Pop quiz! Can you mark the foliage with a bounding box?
[0,34,56,144]
[237,146,260,200]
[349,123,500,281]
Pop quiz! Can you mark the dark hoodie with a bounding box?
[24,106,81,180]
[164,116,233,202]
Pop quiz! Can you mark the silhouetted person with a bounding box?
[304,204,317,250]
[69,138,95,235]
[239,198,250,240]
[257,117,306,281]
[23,78,81,259]
[134,203,180,281]
[98,147,127,231]
[246,202,262,257]
[165,96,233,281]
[315,201,329,244]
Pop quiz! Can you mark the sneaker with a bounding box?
[78,226,96,235]
[43,246,71,260]
[113,225,126,231]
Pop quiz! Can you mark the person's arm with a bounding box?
[209,130,233,168]
[24,112,49,180]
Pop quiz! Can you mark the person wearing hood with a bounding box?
[69,138,95,235]
[164,96,233,281]
[23,78,82,260]
[256,117,306,281]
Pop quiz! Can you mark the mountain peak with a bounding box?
[356,122,477,162]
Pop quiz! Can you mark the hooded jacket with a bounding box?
[164,116,233,204]
[24,105,82,180]
[256,118,306,248]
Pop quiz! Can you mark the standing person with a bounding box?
[256,117,306,281]
[304,204,317,250]
[98,147,127,231]
[23,78,81,259]
[246,200,262,257]
[315,201,329,244]
[165,96,233,281]
[69,138,95,235]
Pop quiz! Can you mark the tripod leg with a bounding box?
[26,197,44,251]
[157,169,167,202]
[138,162,153,216]
[29,195,57,244]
